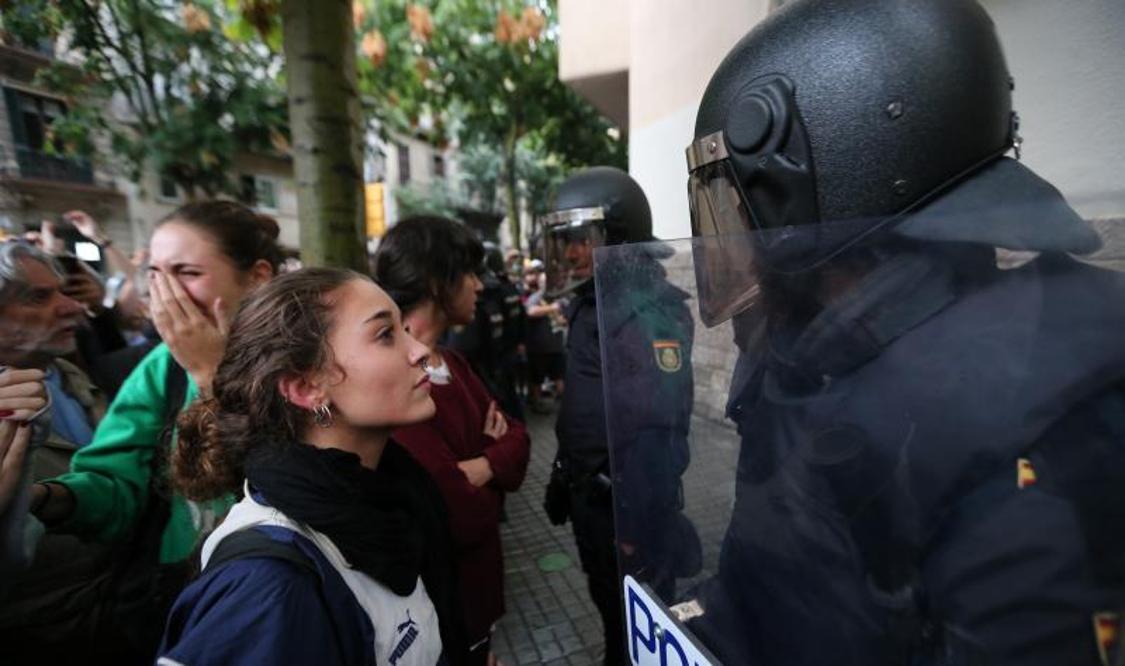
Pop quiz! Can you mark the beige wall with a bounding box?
[558,0,630,126]
[628,0,767,133]
[559,0,630,84]
[628,0,770,239]
[981,0,1125,219]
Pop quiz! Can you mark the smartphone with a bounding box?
[56,254,83,274]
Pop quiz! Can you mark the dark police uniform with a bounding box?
[691,236,1125,665]
[496,274,527,419]
[678,0,1125,662]
[557,255,699,665]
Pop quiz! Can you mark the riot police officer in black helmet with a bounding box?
[484,243,528,419]
[680,0,1125,664]
[542,166,700,666]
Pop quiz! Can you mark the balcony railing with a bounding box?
[14,147,94,184]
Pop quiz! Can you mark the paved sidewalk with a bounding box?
[492,409,605,666]
[491,407,742,665]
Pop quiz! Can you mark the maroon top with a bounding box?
[394,348,531,645]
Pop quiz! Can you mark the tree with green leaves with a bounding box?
[355,0,625,250]
[0,0,288,198]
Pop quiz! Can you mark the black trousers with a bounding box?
[569,485,626,666]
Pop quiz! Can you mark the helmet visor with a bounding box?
[542,207,607,297]
[688,158,761,327]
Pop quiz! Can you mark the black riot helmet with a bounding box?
[687,0,1021,327]
[541,166,653,297]
[482,241,506,277]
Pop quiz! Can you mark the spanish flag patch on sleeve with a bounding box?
[1016,457,1037,489]
[1094,612,1119,666]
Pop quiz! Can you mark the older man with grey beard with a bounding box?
[0,240,115,660]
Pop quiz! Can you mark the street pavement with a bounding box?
[492,408,606,666]
[491,407,742,666]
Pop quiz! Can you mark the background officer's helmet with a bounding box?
[541,166,653,297]
[482,241,507,277]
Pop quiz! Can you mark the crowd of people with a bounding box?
[0,195,586,665]
[2,0,1124,665]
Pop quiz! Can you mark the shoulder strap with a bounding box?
[163,362,189,430]
[204,528,318,578]
[116,360,188,578]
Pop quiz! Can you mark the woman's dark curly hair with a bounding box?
[371,215,483,316]
[171,267,363,500]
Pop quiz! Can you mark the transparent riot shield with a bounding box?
[594,198,1125,666]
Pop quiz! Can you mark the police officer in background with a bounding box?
[486,242,527,420]
[445,242,526,419]
[682,0,1125,664]
[542,167,699,666]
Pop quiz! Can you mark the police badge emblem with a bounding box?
[653,340,682,373]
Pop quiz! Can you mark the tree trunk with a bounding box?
[282,0,365,270]
[503,127,521,252]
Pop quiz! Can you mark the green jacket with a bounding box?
[52,344,233,563]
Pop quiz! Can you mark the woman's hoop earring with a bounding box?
[313,403,334,428]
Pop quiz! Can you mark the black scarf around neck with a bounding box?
[243,440,467,661]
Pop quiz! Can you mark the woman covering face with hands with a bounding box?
[146,202,276,393]
[373,215,531,666]
[27,201,281,658]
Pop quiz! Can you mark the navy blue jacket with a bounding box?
[694,251,1125,666]
[158,526,375,665]
[555,287,610,476]
[556,269,693,480]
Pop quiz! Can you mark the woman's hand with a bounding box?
[63,210,109,245]
[0,368,47,423]
[457,456,495,488]
[149,271,227,393]
[482,400,509,440]
[462,401,507,487]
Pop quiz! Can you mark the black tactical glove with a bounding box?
[543,457,571,526]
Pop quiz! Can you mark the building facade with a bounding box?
[0,40,301,261]
[0,42,131,255]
